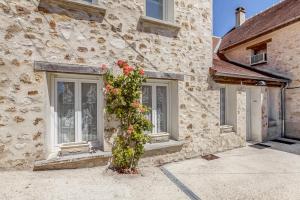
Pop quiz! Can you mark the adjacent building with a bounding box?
[213,0,300,142]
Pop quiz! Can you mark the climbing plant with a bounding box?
[104,60,152,173]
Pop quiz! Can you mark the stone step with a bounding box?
[268,120,277,127]
[33,151,112,171]
[33,140,185,171]
[220,125,234,133]
[220,131,236,135]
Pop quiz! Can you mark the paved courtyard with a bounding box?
[1,141,300,200]
[165,141,300,200]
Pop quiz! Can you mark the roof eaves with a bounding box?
[214,71,288,83]
[220,16,300,51]
[227,59,291,82]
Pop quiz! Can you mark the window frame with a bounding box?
[220,87,226,126]
[50,74,104,149]
[82,0,98,4]
[144,0,174,22]
[142,80,171,134]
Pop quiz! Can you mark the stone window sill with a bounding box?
[220,125,235,134]
[139,16,181,31]
[39,0,106,15]
[144,140,185,151]
[143,140,184,158]
[34,140,184,170]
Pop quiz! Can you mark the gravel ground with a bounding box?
[0,167,188,200]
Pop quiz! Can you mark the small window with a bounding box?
[220,88,226,125]
[53,78,102,146]
[142,83,169,134]
[250,43,267,65]
[146,0,174,21]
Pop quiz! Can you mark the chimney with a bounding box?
[235,7,246,27]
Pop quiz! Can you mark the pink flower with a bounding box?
[112,88,120,95]
[123,65,134,76]
[139,69,145,76]
[100,64,107,71]
[127,125,134,134]
[139,107,146,113]
[131,100,140,108]
[117,60,126,68]
[105,84,112,92]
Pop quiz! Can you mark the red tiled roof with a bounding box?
[219,0,300,51]
[211,54,274,80]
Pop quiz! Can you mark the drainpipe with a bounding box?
[281,82,288,138]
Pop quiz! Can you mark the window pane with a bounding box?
[142,86,153,132]
[82,83,98,141]
[146,0,163,20]
[156,86,167,132]
[220,88,226,125]
[57,82,75,144]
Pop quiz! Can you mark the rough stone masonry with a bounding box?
[0,0,245,169]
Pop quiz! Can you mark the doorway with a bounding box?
[246,87,262,142]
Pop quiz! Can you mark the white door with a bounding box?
[246,87,263,142]
[246,88,252,141]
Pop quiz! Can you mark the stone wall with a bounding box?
[0,0,245,169]
[223,22,300,139]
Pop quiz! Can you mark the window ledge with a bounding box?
[34,140,184,170]
[144,140,185,152]
[139,16,181,30]
[39,0,106,15]
[220,125,235,134]
[33,150,111,171]
[250,61,268,66]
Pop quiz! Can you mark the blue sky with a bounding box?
[213,0,281,37]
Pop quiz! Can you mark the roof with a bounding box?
[211,37,289,84]
[211,54,286,83]
[219,0,300,51]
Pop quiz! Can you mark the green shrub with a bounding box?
[104,60,152,173]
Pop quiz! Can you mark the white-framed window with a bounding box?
[51,75,103,148]
[145,0,174,22]
[250,43,268,65]
[142,81,170,134]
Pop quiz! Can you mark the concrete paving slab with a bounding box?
[0,167,188,200]
[165,144,300,200]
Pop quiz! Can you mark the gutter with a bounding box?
[214,71,288,83]
[215,52,291,81]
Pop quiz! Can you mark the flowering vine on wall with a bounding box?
[104,60,152,173]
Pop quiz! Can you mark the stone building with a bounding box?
[213,0,300,143]
[1,0,247,170]
[1,0,298,171]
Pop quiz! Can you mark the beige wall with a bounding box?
[0,0,246,169]
[223,22,300,139]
